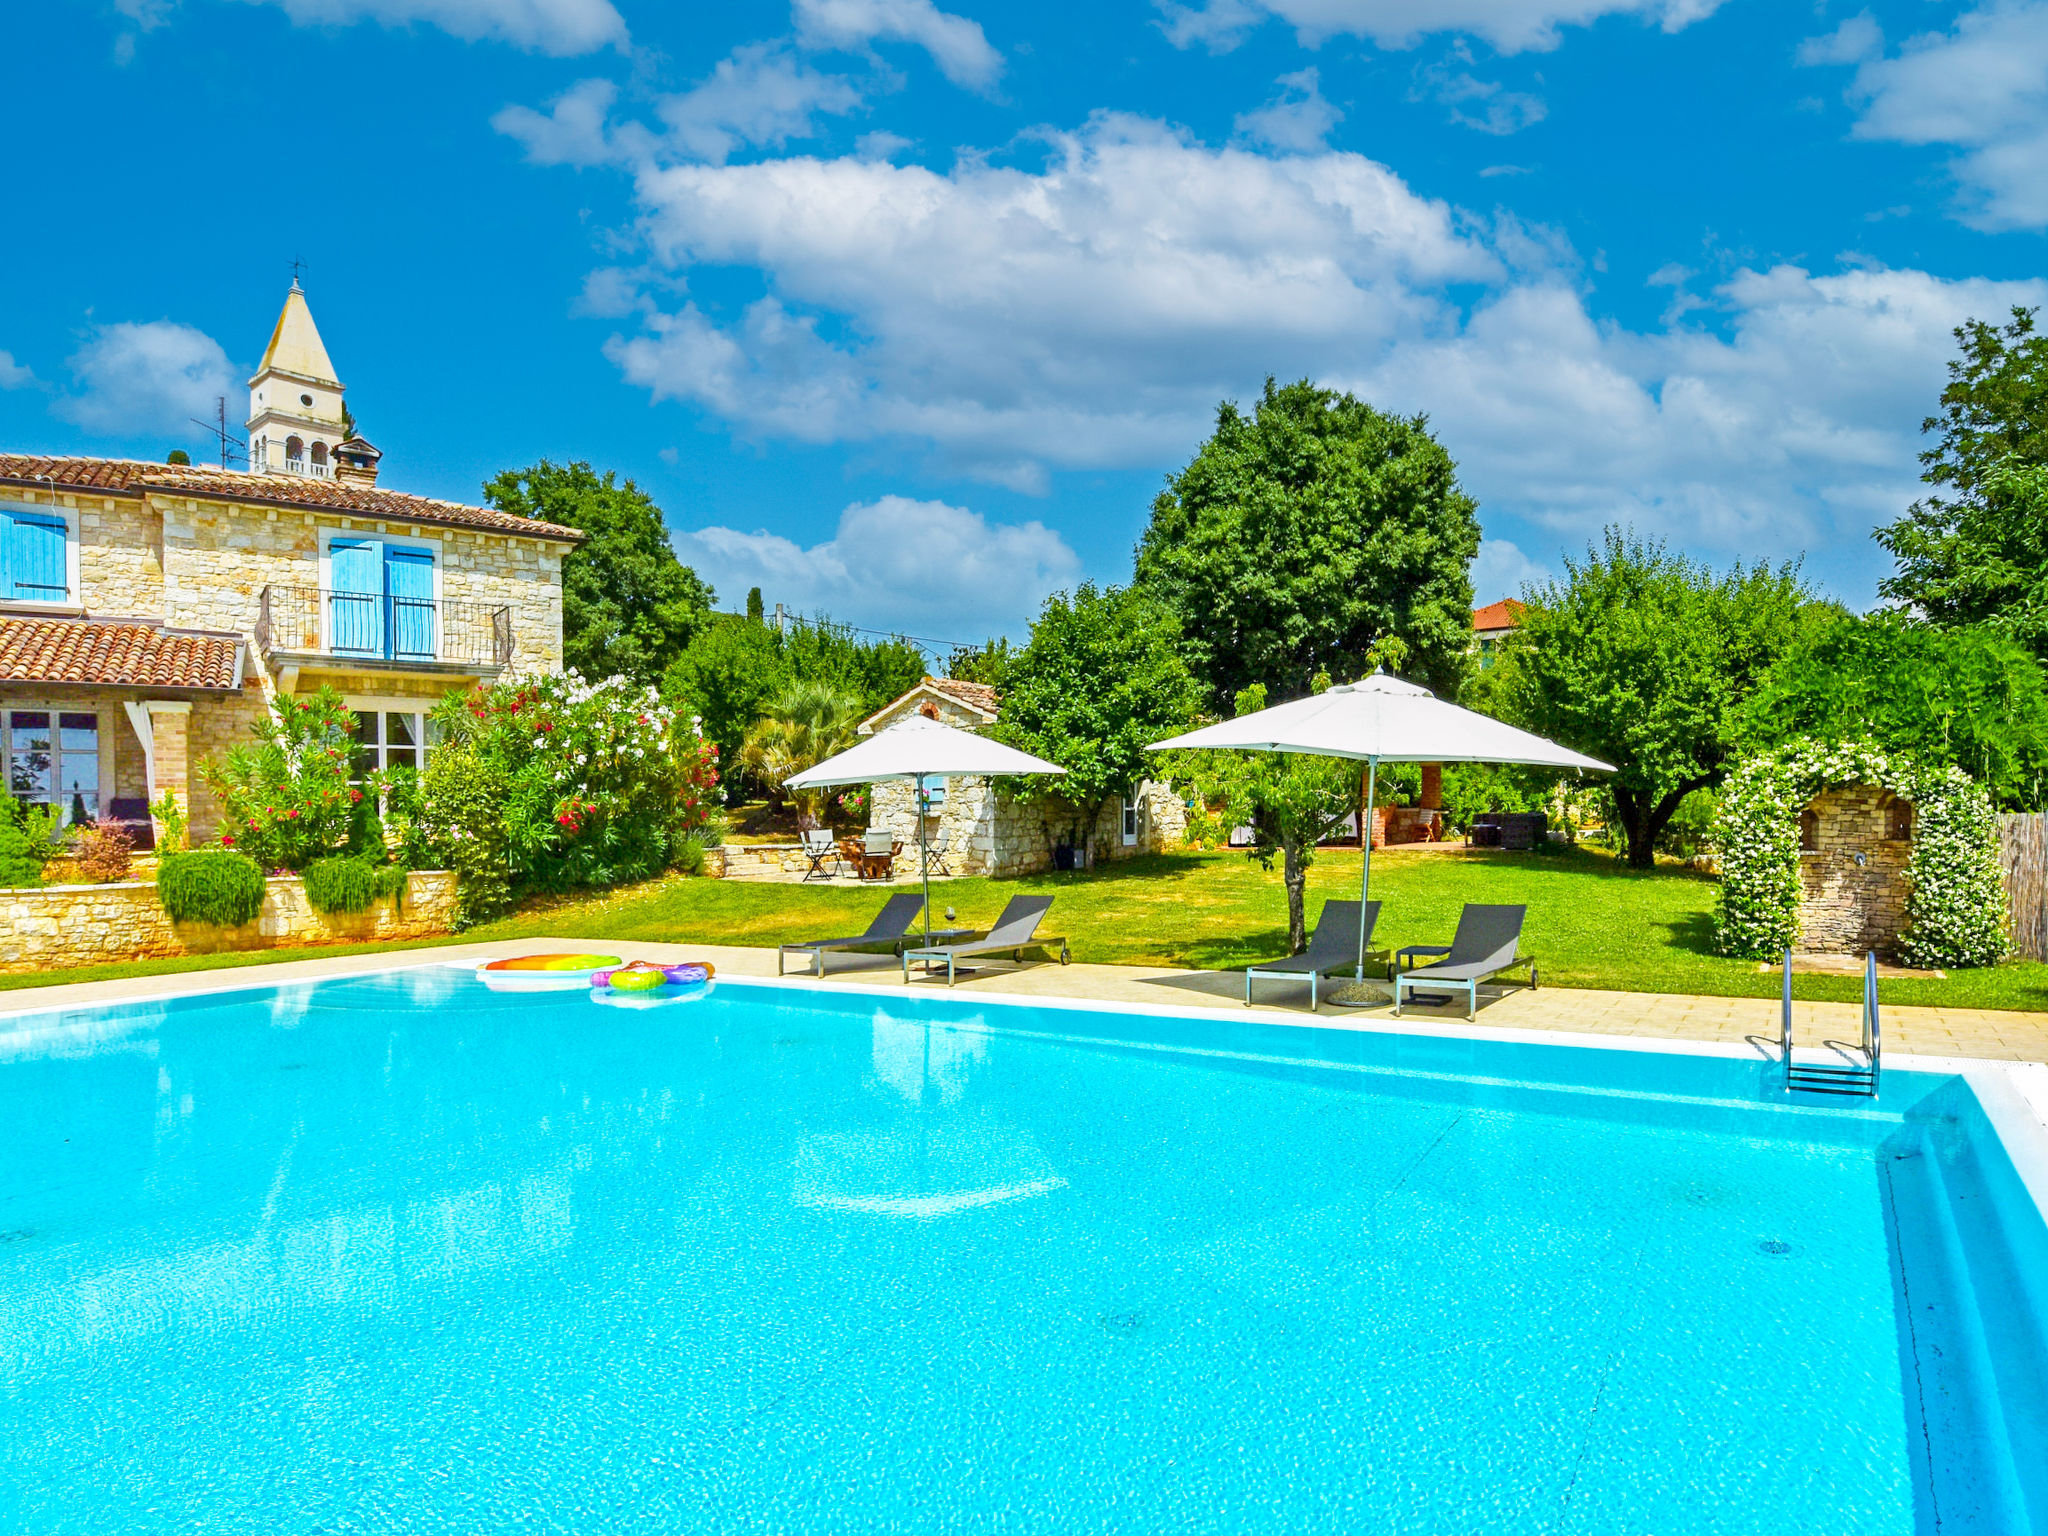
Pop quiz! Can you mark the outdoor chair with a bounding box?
[1244,899,1383,1011]
[901,895,1068,986]
[1392,903,1535,1021]
[926,825,954,877]
[800,828,843,882]
[860,828,902,880]
[778,892,927,976]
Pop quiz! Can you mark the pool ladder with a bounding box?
[1780,949,1881,1097]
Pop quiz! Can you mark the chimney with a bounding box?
[333,435,381,489]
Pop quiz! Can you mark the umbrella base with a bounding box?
[1325,981,1394,1009]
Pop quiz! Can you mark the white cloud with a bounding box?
[610,115,1495,484]
[495,45,867,169]
[1795,10,1881,67]
[793,0,1002,90]
[1158,0,1724,55]
[55,320,240,437]
[1235,68,1343,151]
[659,42,866,163]
[673,495,1081,639]
[231,0,626,53]
[0,352,34,390]
[1472,537,1550,602]
[1819,0,2048,230]
[573,109,2048,585]
[1413,54,1548,134]
[493,77,627,166]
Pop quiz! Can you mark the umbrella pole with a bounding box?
[919,776,932,949]
[1357,757,1377,978]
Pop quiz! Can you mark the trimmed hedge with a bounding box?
[303,856,408,915]
[157,849,267,927]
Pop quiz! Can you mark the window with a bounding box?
[0,506,72,604]
[349,707,440,779]
[1798,808,1820,852]
[326,537,438,661]
[1122,796,1140,847]
[5,709,97,823]
[917,774,946,812]
[1887,799,1914,842]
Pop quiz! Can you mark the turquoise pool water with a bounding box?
[2,966,2045,1534]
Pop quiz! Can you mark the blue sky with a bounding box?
[5,0,2046,647]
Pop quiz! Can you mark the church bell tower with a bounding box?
[246,280,348,477]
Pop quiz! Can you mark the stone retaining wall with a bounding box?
[0,870,457,973]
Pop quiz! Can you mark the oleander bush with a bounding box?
[157,849,267,927]
[1714,739,2008,968]
[204,687,364,870]
[416,671,720,926]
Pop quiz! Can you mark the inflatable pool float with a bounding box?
[590,960,715,992]
[589,960,715,1009]
[475,953,622,992]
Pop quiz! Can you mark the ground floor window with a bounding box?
[1122,795,1140,846]
[5,708,98,824]
[349,706,442,779]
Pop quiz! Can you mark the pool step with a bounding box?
[1781,949,1882,1099]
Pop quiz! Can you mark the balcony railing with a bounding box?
[252,449,332,478]
[257,585,512,668]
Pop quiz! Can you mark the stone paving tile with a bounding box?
[1,934,2043,1067]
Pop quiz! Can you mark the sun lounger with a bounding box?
[1244,899,1383,1010]
[901,895,1068,985]
[1392,903,1535,1020]
[778,893,927,976]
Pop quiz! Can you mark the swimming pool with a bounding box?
[2,964,2045,1534]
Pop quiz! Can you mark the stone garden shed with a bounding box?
[1797,783,1915,955]
[864,677,1187,877]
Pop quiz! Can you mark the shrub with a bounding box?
[303,855,377,914]
[1714,739,2008,968]
[148,792,187,853]
[158,849,267,927]
[0,802,56,889]
[73,818,136,883]
[417,672,719,912]
[675,834,707,877]
[203,687,363,870]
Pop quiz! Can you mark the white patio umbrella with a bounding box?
[1150,672,1613,991]
[784,713,1067,947]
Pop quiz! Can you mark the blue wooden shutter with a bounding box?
[385,546,436,660]
[9,512,67,602]
[329,538,383,654]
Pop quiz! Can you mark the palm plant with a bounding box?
[738,681,865,830]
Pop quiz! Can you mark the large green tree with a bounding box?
[1740,613,2048,808]
[1134,378,1480,707]
[1498,530,1815,868]
[1878,308,2048,653]
[484,460,713,684]
[993,583,1203,860]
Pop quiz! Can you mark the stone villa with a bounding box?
[0,283,576,844]
[865,676,1187,875]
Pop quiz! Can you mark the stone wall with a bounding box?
[870,778,1184,877]
[158,492,564,677]
[0,870,457,973]
[1798,784,1913,954]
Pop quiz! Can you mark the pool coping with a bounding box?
[9,946,2048,1230]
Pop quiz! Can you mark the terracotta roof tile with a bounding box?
[1473,598,1525,632]
[925,676,1000,715]
[0,617,242,691]
[0,454,582,543]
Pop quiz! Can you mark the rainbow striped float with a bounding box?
[475,953,623,992]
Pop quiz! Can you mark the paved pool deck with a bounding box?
[3,934,2046,1065]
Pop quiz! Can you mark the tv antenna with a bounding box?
[189,397,246,468]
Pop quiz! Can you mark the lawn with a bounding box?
[12,843,2048,1012]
